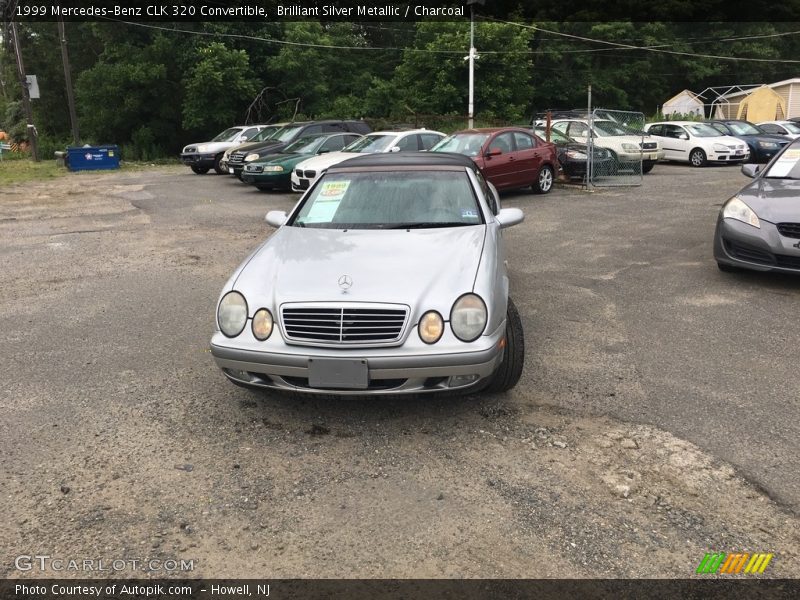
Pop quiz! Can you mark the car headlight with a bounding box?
[245,153,260,162]
[197,144,210,153]
[217,291,248,337]
[713,143,728,152]
[565,150,588,160]
[450,294,487,342]
[758,141,778,149]
[418,311,444,344]
[621,143,639,152]
[722,196,760,228]
[252,308,273,341]
[263,165,284,172]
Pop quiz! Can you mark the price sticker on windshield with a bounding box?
[319,180,350,201]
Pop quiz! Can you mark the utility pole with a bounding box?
[10,21,39,161]
[58,17,80,145]
[465,0,484,129]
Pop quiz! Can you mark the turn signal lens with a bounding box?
[418,311,444,344]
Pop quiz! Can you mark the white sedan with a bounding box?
[290,129,445,192]
[644,121,748,166]
[756,120,800,140]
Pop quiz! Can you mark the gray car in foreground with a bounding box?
[210,152,525,395]
[714,137,800,273]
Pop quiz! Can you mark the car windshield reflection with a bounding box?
[290,172,484,229]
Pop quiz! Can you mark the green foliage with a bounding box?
[5,20,800,159]
[393,21,533,122]
[182,42,257,131]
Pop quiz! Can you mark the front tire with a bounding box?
[690,148,707,167]
[213,154,226,175]
[191,166,209,175]
[533,165,554,194]
[482,298,525,394]
[642,161,655,174]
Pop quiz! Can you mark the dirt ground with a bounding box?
[1,167,798,579]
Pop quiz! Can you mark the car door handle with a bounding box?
[508,156,515,161]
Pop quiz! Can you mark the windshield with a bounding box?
[283,135,326,154]
[726,122,762,136]
[685,123,724,138]
[781,122,800,134]
[592,121,632,136]
[249,126,282,142]
[271,125,305,142]
[211,128,243,142]
[343,134,394,153]
[290,171,484,229]
[431,133,490,157]
[534,128,571,144]
[763,144,800,179]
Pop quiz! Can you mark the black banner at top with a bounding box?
[3,0,800,22]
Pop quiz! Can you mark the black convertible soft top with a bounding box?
[331,151,477,170]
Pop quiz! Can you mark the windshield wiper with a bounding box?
[389,222,471,229]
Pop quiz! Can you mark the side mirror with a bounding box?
[486,147,503,157]
[239,135,250,142]
[679,133,689,140]
[741,164,760,178]
[389,146,401,153]
[265,210,287,228]
[318,148,331,154]
[495,207,524,229]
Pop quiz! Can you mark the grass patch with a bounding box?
[0,158,66,185]
[0,156,182,185]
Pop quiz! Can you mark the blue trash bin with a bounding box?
[66,146,120,171]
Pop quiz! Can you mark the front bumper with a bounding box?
[180,153,216,168]
[241,169,291,189]
[210,324,506,395]
[290,171,319,192]
[707,150,749,163]
[714,217,800,273]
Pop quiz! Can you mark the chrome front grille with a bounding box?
[229,151,247,164]
[281,303,409,346]
[640,142,657,151]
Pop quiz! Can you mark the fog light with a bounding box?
[224,369,253,382]
[447,374,480,388]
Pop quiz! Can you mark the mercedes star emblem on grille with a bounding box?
[338,275,353,290]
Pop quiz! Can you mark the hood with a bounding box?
[295,151,360,173]
[231,140,287,154]
[255,152,312,167]
[234,226,487,315]
[182,141,235,153]
[738,178,800,223]
[730,133,788,145]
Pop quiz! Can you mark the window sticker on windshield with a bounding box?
[461,209,479,220]
[768,149,800,178]
[303,180,350,222]
[319,180,350,201]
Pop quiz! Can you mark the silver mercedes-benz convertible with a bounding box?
[210,152,525,395]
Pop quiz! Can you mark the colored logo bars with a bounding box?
[696,552,774,574]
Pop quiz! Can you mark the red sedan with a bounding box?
[432,127,558,194]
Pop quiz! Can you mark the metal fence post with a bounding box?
[587,84,593,191]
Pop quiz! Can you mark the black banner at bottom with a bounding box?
[2,578,799,600]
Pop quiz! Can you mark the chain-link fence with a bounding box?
[587,108,649,187]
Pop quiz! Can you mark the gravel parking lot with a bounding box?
[1,163,799,578]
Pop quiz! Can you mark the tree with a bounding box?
[393,21,534,122]
[182,42,257,131]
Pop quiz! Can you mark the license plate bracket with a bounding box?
[308,358,368,389]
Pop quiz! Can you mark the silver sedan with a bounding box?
[210,152,525,395]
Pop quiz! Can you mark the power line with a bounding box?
[484,18,800,64]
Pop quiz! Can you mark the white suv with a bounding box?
[291,129,446,192]
[549,118,663,173]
